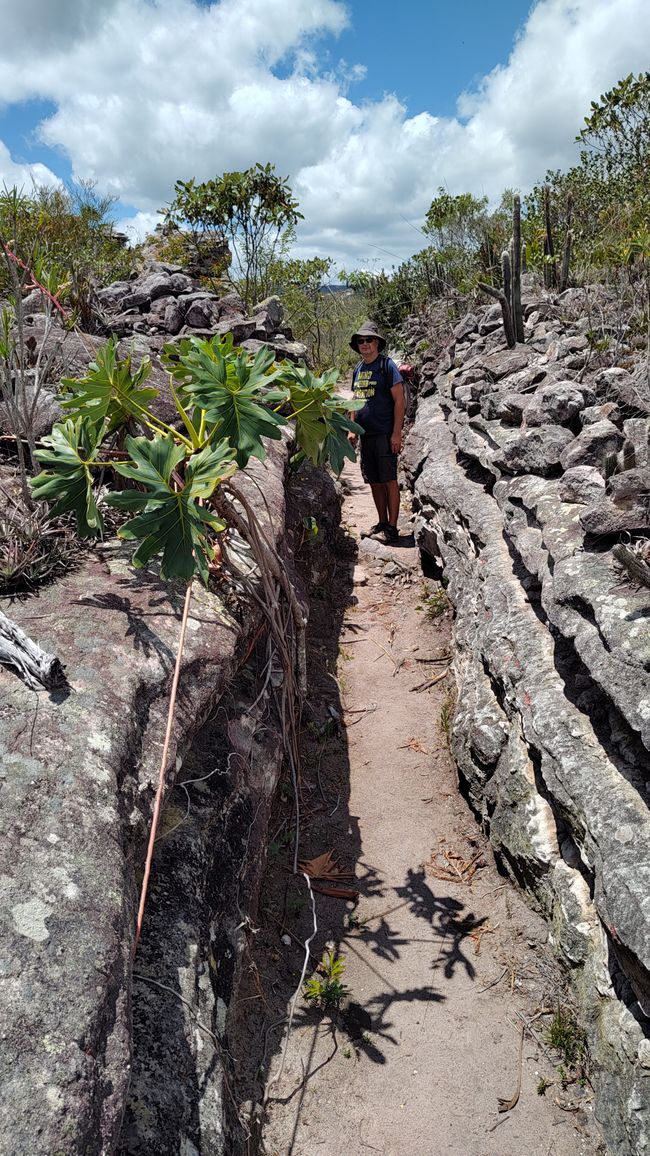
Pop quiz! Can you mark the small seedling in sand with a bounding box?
[440,694,455,742]
[423,587,449,619]
[303,949,350,1010]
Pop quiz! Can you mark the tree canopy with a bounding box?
[164,163,303,308]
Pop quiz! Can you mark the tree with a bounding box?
[577,71,649,218]
[524,75,650,276]
[268,255,362,372]
[422,188,506,291]
[164,163,303,308]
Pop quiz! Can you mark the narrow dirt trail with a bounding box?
[241,461,604,1156]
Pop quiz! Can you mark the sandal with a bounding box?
[361,522,388,538]
[382,524,399,543]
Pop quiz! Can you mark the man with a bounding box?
[348,320,405,544]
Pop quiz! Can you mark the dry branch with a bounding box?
[0,610,65,690]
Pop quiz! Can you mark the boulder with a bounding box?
[558,466,606,505]
[580,468,650,535]
[480,391,532,425]
[525,381,589,427]
[559,419,624,471]
[495,424,575,475]
[452,312,479,342]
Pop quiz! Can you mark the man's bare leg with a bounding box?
[369,482,389,524]
[386,479,400,527]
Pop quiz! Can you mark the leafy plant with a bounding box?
[30,335,362,580]
[0,500,83,594]
[422,584,449,620]
[545,1003,586,1070]
[59,339,159,432]
[303,949,350,1010]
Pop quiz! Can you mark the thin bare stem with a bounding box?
[265,871,317,1099]
[133,579,194,952]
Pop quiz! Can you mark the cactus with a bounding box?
[544,184,557,289]
[521,243,527,274]
[502,249,512,305]
[478,281,515,348]
[559,229,573,293]
[604,451,619,480]
[511,195,525,343]
[622,441,637,471]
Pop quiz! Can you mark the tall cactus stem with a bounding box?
[544,184,557,290]
[502,249,512,306]
[622,441,637,471]
[560,229,573,293]
[512,195,525,343]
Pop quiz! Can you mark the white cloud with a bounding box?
[0,0,648,270]
[0,141,62,195]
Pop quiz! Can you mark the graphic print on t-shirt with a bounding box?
[354,368,376,399]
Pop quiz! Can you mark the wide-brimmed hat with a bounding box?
[350,320,386,353]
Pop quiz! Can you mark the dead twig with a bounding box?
[478,968,508,994]
[410,669,448,692]
[425,846,485,884]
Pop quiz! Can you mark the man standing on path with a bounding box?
[348,320,405,544]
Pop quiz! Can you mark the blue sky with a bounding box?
[0,0,648,270]
[315,1,530,119]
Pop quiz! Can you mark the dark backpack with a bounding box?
[353,355,413,419]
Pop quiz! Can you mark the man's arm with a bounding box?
[390,381,405,454]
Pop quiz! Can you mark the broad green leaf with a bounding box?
[110,433,186,491]
[162,335,286,467]
[275,363,363,474]
[30,417,104,535]
[59,338,159,430]
[105,433,235,583]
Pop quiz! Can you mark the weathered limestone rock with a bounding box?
[0,439,333,1155]
[581,468,650,534]
[405,281,650,1154]
[525,381,591,427]
[559,465,606,505]
[559,419,624,471]
[494,424,575,475]
[480,390,532,424]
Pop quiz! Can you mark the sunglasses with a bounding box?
[358,337,377,345]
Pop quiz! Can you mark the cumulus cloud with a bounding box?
[0,0,648,269]
[0,141,62,195]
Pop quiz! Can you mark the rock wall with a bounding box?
[403,279,650,1155]
[0,265,341,1154]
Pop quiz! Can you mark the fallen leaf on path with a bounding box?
[298,849,354,882]
[311,883,359,900]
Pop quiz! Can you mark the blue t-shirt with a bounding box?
[352,355,402,435]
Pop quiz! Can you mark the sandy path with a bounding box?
[248,462,603,1156]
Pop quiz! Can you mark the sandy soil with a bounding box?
[233,461,605,1156]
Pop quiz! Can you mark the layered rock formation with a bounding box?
[1,259,308,440]
[403,278,650,1155]
[0,268,334,1154]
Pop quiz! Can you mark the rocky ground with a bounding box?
[232,463,605,1156]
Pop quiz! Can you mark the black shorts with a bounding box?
[359,433,397,484]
